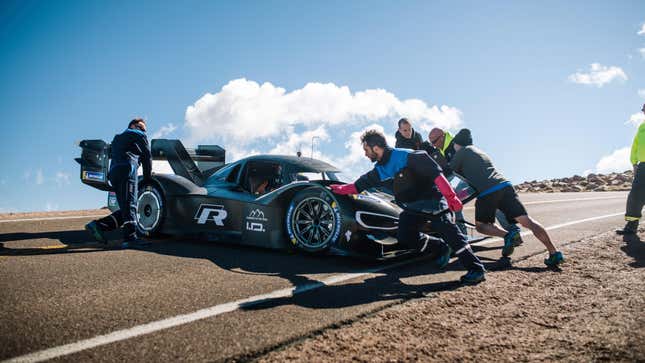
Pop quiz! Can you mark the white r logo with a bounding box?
[195,205,228,226]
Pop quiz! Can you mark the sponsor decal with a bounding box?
[246,208,268,232]
[345,230,352,242]
[108,192,118,208]
[195,204,228,226]
[83,171,105,182]
[352,193,383,204]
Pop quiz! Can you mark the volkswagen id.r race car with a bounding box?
[77,138,479,260]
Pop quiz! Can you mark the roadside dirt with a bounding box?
[258,230,645,362]
[0,209,108,221]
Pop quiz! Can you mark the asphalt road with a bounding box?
[0,191,629,362]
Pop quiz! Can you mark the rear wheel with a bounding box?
[285,188,342,253]
[136,183,165,237]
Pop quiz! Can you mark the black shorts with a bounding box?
[475,185,527,224]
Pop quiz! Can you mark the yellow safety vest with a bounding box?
[631,122,645,165]
[440,132,454,155]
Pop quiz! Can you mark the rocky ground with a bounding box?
[515,170,633,193]
[257,230,645,362]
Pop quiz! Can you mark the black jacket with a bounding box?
[420,141,451,174]
[355,147,447,213]
[395,129,424,150]
[109,128,152,179]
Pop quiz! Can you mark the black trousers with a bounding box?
[626,162,645,221]
[398,209,484,272]
[96,164,139,239]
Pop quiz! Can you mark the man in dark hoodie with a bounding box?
[395,118,424,150]
[450,134,564,266]
[421,128,521,237]
[85,118,153,248]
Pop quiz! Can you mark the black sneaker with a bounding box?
[616,221,638,235]
[121,238,151,249]
[432,243,452,270]
[460,269,486,284]
[85,221,107,244]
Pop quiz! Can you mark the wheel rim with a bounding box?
[292,197,336,249]
[137,190,161,231]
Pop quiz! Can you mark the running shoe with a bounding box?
[432,243,452,270]
[544,251,565,267]
[502,230,520,257]
[460,269,486,284]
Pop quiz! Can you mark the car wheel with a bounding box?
[136,183,165,237]
[286,188,342,253]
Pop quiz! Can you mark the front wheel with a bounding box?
[285,188,342,253]
[136,183,165,237]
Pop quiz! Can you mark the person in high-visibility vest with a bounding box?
[617,103,645,235]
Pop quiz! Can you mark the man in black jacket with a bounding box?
[394,118,424,150]
[450,138,564,266]
[422,128,521,238]
[330,130,486,284]
[85,118,153,247]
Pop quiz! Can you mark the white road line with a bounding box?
[0,215,107,224]
[463,196,623,210]
[2,210,625,363]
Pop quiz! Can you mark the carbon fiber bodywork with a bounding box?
[80,139,478,260]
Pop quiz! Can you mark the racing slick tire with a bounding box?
[136,182,165,237]
[285,188,342,253]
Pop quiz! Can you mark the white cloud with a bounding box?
[151,123,178,139]
[45,202,59,212]
[568,63,628,87]
[184,78,462,145]
[330,124,397,182]
[639,89,645,99]
[268,126,329,157]
[639,48,645,59]
[35,169,44,185]
[594,147,632,174]
[627,112,645,127]
[638,23,645,36]
[55,171,70,187]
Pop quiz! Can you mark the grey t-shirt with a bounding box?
[449,146,507,192]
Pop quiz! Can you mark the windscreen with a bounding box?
[448,173,477,203]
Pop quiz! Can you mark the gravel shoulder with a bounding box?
[0,209,108,221]
[258,229,645,362]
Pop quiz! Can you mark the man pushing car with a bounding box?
[330,129,486,284]
[85,118,152,248]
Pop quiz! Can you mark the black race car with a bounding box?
[77,139,478,259]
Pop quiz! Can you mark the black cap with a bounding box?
[453,128,473,146]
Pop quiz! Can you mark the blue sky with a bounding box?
[1,0,644,212]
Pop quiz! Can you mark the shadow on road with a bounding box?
[2,228,563,311]
[621,234,644,268]
[0,230,118,255]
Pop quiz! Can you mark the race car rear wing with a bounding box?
[76,138,225,191]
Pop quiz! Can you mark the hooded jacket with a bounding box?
[395,129,424,150]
